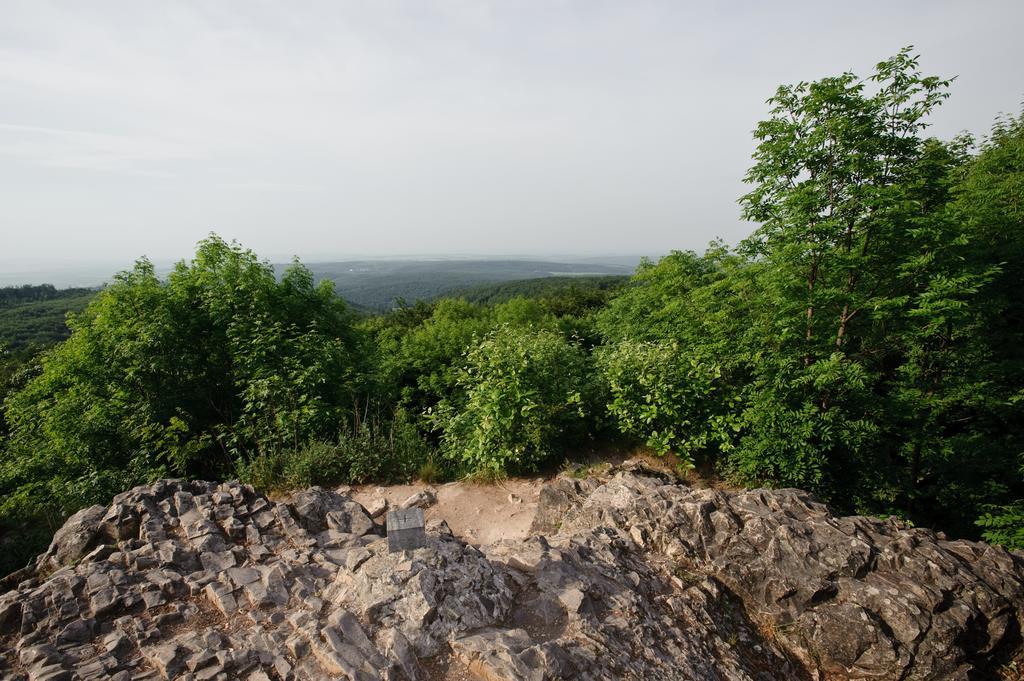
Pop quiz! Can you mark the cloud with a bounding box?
[0,122,199,173]
[0,0,1022,261]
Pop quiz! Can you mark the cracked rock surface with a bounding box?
[1,468,1023,680]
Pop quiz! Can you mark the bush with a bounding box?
[597,339,734,467]
[1,236,366,503]
[434,325,596,475]
[364,297,561,427]
[238,412,432,493]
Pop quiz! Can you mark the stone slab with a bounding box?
[386,508,426,552]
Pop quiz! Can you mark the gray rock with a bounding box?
[545,472,1024,680]
[35,505,108,573]
[325,502,374,537]
[289,487,368,534]
[399,489,437,510]
[3,473,1023,681]
[451,627,536,680]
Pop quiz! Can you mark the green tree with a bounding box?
[958,111,1024,546]
[595,50,1022,536]
[365,296,561,426]
[732,47,966,503]
[0,236,365,555]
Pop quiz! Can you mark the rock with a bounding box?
[399,489,437,510]
[56,618,94,643]
[325,502,374,536]
[557,587,585,613]
[2,473,1024,681]
[426,518,454,537]
[345,547,372,572]
[288,486,346,533]
[35,505,108,573]
[226,567,260,587]
[529,476,598,534]
[146,642,187,679]
[451,627,536,679]
[364,496,388,519]
[545,472,1024,680]
[199,550,236,573]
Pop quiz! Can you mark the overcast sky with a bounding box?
[1,0,1022,268]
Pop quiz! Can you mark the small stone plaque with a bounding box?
[386,507,426,552]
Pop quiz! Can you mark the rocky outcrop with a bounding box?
[1,470,1022,680]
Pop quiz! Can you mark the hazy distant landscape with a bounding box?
[297,258,635,310]
[0,258,637,347]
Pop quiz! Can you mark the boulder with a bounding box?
[546,472,1024,680]
[35,504,108,573]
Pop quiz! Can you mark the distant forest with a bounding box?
[0,285,95,349]
[0,273,626,349]
[296,259,633,310]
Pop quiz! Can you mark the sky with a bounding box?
[1,0,1022,271]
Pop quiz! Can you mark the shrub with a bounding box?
[1,236,365,498]
[238,411,432,492]
[434,325,595,476]
[597,339,734,468]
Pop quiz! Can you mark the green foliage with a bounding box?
[434,326,596,475]
[365,299,500,421]
[598,339,734,465]
[0,235,364,549]
[0,284,94,309]
[0,344,42,433]
[417,457,442,484]
[452,276,627,310]
[725,48,997,514]
[364,297,561,423]
[978,501,1024,550]
[0,287,95,348]
[729,354,880,496]
[596,51,1024,535]
[238,412,431,493]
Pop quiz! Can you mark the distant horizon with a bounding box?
[0,251,657,289]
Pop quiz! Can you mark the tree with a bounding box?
[0,235,365,540]
[732,48,968,504]
[596,51,1021,535]
[958,111,1024,546]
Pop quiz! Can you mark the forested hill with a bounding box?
[446,275,628,306]
[0,285,95,348]
[0,260,637,341]
[295,259,635,310]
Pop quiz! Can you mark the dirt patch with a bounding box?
[420,650,477,681]
[347,451,729,547]
[351,477,544,546]
[505,585,568,643]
